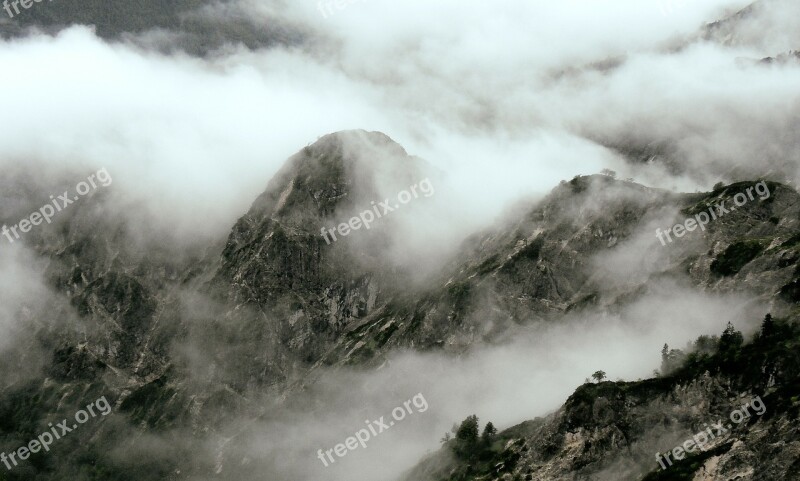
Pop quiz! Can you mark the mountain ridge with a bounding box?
[0,131,798,480]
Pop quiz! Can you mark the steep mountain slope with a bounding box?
[301,173,800,370]
[404,316,800,481]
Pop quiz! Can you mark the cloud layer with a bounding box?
[0,1,797,480]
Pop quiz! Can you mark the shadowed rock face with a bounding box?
[0,131,799,480]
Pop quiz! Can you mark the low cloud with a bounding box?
[205,278,763,481]
[0,244,60,386]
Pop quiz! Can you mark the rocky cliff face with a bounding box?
[0,131,798,480]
